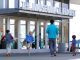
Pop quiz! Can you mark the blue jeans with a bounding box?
[49,38,56,55]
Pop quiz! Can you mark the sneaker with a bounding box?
[54,54,56,56]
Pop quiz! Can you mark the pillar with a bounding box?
[5,17,10,30]
[58,20,66,52]
[26,20,30,34]
[17,19,22,49]
[44,21,48,49]
[15,18,19,49]
[0,17,3,31]
[36,21,39,49]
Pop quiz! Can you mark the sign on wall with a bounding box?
[19,1,75,17]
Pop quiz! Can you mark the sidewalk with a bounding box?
[0,53,80,60]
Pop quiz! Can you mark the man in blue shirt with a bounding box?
[24,31,34,55]
[25,31,34,49]
[46,19,59,56]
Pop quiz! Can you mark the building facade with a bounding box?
[0,0,75,52]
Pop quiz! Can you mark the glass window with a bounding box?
[30,21,35,25]
[3,18,5,25]
[9,0,15,8]
[20,20,26,24]
[10,19,15,24]
[20,25,26,38]
[30,25,35,32]
[54,22,59,26]
[41,22,44,25]
[47,23,50,25]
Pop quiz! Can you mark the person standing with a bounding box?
[46,19,59,56]
[1,30,13,56]
[71,35,76,56]
[24,31,34,55]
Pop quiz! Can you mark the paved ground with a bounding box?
[0,53,80,60]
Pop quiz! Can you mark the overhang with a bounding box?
[0,8,73,19]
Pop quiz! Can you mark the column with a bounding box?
[44,21,48,49]
[5,17,10,30]
[18,20,21,49]
[15,18,19,49]
[26,20,30,34]
[0,17,3,44]
[58,20,66,52]
[14,0,19,8]
[36,21,39,49]
[0,17,3,31]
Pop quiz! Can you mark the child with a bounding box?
[24,31,34,55]
[71,35,76,56]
